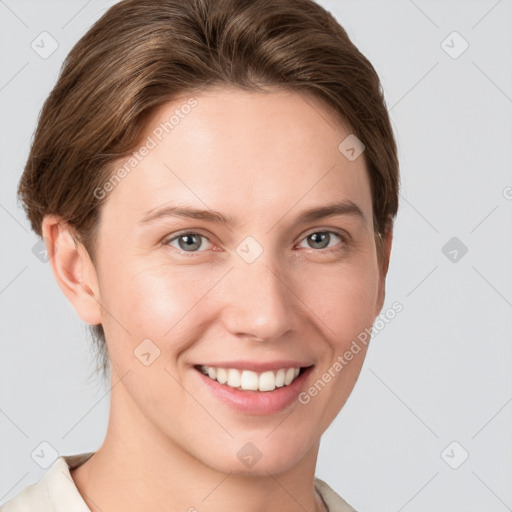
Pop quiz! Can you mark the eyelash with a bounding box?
[161,229,349,257]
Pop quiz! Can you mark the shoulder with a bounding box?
[314,477,358,512]
[0,452,94,512]
[2,456,355,512]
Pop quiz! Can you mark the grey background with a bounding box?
[1,1,511,511]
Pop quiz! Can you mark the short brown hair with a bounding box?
[18,0,400,381]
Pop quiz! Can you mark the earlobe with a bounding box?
[41,215,102,326]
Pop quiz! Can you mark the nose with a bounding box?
[219,254,296,342]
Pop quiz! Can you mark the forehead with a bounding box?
[101,87,373,230]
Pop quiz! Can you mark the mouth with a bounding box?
[194,364,310,392]
[193,362,314,414]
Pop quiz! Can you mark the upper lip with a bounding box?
[194,360,314,372]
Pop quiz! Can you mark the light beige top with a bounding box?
[1,452,357,512]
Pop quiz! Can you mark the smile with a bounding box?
[196,365,304,392]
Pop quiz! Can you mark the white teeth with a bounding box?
[284,368,296,385]
[216,368,227,384]
[240,370,259,391]
[198,365,303,392]
[227,368,241,388]
[259,371,276,392]
[275,368,285,387]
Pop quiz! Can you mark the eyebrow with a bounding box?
[139,200,366,227]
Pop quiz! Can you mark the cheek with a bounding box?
[102,262,223,349]
[289,262,378,432]
[296,256,380,343]
[99,244,379,362]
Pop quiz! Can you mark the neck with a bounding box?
[70,380,326,512]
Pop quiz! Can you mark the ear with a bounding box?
[375,222,393,316]
[41,215,102,325]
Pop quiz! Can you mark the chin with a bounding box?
[193,433,316,477]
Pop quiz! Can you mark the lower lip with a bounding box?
[194,366,313,415]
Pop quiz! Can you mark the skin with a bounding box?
[43,86,392,512]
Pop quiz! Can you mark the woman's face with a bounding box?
[90,87,388,475]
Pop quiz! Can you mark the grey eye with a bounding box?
[168,233,210,252]
[299,231,343,250]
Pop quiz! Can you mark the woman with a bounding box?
[3,0,399,510]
